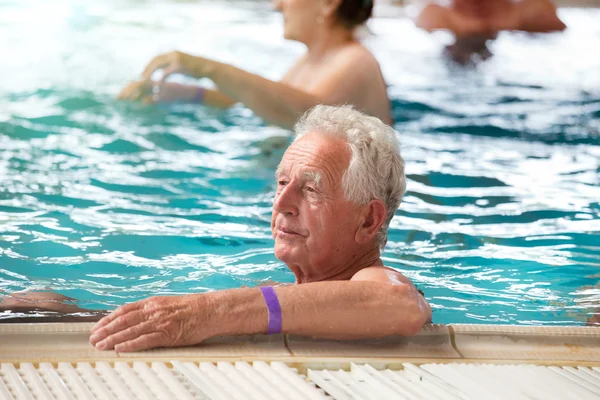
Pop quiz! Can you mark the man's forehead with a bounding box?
[275,162,322,180]
[279,135,348,171]
[286,132,348,160]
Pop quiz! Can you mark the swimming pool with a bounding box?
[0,0,599,325]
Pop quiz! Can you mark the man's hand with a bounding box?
[141,51,216,83]
[89,294,214,352]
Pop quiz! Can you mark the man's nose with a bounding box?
[274,183,299,216]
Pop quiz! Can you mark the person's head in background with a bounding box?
[417,0,565,37]
[274,0,373,44]
[416,0,565,64]
[450,0,506,17]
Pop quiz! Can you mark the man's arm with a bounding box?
[275,268,431,339]
[89,268,431,352]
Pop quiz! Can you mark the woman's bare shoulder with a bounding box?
[333,42,382,72]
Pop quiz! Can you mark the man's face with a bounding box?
[271,131,364,276]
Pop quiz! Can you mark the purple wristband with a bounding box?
[193,87,205,104]
[260,286,282,335]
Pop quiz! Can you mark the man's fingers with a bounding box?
[94,320,153,350]
[90,309,149,346]
[90,301,143,334]
[114,332,165,353]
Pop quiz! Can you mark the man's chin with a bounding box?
[274,244,297,264]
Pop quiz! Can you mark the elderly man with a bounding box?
[88,105,431,352]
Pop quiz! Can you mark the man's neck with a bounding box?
[304,24,355,62]
[292,246,383,284]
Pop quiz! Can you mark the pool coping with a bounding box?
[2,323,599,366]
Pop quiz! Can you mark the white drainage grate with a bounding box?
[1,361,600,399]
[0,361,326,400]
[307,363,600,400]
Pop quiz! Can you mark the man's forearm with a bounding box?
[212,281,428,340]
[208,288,268,337]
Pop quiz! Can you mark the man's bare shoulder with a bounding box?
[416,4,452,32]
[350,265,412,285]
[518,0,557,12]
[516,0,566,32]
[352,266,431,322]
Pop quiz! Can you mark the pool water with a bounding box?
[1,0,599,325]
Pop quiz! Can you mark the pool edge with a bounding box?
[1,323,599,365]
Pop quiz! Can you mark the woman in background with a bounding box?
[118,0,391,129]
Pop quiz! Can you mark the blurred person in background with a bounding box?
[416,0,566,63]
[117,0,391,129]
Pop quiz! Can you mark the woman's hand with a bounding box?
[117,80,153,103]
[89,294,214,352]
[141,51,217,83]
[117,80,204,104]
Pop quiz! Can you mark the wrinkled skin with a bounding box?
[88,294,213,352]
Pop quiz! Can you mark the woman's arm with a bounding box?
[118,81,237,108]
[140,50,382,129]
[207,63,324,129]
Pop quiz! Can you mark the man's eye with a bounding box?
[305,186,317,193]
[278,180,288,186]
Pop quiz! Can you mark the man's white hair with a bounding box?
[294,105,406,249]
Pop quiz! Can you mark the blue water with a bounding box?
[1,0,599,325]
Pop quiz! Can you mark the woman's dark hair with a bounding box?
[336,0,373,29]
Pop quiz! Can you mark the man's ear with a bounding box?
[355,199,387,245]
[320,0,342,19]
